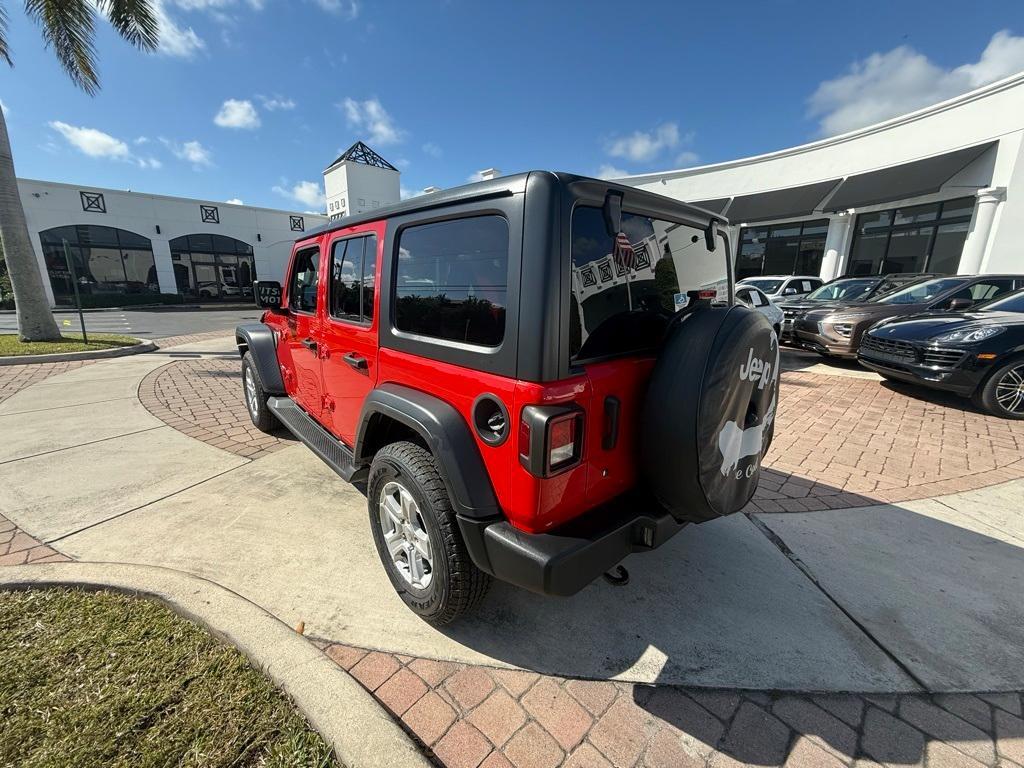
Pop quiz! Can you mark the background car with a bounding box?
[859,289,1024,419]
[736,284,784,335]
[776,273,935,343]
[737,275,823,302]
[795,275,1024,358]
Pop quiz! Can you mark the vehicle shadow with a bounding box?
[437,475,1024,765]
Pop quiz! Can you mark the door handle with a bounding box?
[343,352,368,372]
[300,338,318,353]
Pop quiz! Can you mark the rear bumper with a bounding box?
[458,493,685,596]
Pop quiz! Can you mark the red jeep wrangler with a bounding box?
[236,172,779,624]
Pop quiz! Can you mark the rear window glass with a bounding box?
[394,215,508,347]
[570,206,727,362]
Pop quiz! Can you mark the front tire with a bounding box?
[978,358,1024,419]
[241,352,276,432]
[367,441,490,624]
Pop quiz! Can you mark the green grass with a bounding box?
[0,589,340,768]
[0,333,140,356]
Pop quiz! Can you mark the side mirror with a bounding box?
[254,280,283,310]
[948,298,974,311]
[783,287,798,296]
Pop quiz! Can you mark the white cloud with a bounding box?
[1,100,8,117]
[153,1,206,58]
[162,138,213,168]
[606,123,682,163]
[172,0,263,10]
[214,98,261,129]
[422,142,442,158]
[809,30,1024,136]
[134,136,150,145]
[225,198,245,205]
[273,180,326,208]
[675,150,699,166]
[312,0,359,18]
[596,164,628,180]
[258,94,296,111]
[340,97,403,145]
[49,121,161,169]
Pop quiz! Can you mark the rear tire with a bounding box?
[978,358,1024,420]
[367,441,490,624]
[241,351,276,433]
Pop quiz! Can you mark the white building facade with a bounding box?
[323,141,401,220]
[18,178,328,307]
[621,73,1024,282]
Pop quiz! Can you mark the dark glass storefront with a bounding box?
[846,197,975,276]
[39,225,159,306]
[169,234,255,301]
[735,219,829,279]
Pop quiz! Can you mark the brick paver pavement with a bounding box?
[319,640,1024,768]
[0,513,71,566]
[142,359,1024,509]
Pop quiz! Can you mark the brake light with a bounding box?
[519,405,584,477]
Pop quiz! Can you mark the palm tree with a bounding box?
[0,1,159,341]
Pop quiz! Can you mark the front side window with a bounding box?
[876,277,968,305]
[570,205,727,363]
[980,289,1024,313]
[394,215,509,347]
[330,235,377,323]
[288,247,320,313]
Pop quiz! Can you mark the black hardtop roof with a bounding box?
[299,171,726,243]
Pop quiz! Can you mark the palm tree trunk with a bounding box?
[0,109,61,341]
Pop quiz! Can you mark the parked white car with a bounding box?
[736,284,784,333]
[738,275,823,302]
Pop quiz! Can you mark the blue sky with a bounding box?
[2,0,1023,212]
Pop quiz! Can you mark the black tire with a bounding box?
[978,357,1024,420]
[367,441,490,624]
[641,306,780,524]
[241,351,276,432]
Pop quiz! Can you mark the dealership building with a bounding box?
[15,73,1024,308]
[623,72,1024,283]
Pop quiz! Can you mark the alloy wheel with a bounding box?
[378,480,434,589]
[244,367,259,419]
[995,364,1024,415]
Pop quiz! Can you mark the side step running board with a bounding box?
[268,396,360,481]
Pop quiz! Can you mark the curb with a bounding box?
[0,340,157,366]
[0,562,431,768]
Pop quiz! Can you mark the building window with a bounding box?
[79,191,106,213]
[200,205,220,224]
[735,219,829,280]
[330,235,377,323]
[39,225,157,307]
[394,215,508,347]
[846,197,975,276]
[290,215,305,232]
[169,233,255,301]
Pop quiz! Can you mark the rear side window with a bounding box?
[394,215,509,347]
[288,247,319,313]
[330,234,377,323]
[570,205,727,363]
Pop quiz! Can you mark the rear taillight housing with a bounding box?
[518,405,584,477]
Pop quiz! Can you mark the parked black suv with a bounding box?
[778,273,934,343]
[795,275,1024,358]
[859,289,1024,419]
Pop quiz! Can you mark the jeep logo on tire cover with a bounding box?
[717,331,779,478]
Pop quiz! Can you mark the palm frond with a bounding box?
[0,4,13,67]
[24,0,99,94]
[96,0,159,52]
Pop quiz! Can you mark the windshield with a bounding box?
[876,277,969,305]
[806,278,878,301]
[570,205,728,363]
[739,278,783,294]
[977,290,1024,313]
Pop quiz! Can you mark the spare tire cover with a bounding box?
[640,305,779,523]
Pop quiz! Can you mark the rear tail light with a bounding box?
[518,405,584,477]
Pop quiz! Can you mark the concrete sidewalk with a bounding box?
[3,336,1024,766]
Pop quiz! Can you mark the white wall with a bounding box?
[18,178,328,304]
[623,73,1024,278]
[324,161,400,218]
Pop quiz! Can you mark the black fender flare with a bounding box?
[355,383,501,520]
[235,323,285,394]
